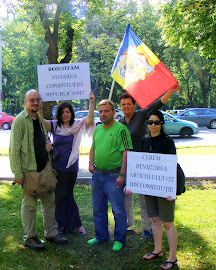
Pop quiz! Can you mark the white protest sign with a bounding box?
[126,152,177,199]
[37,63,91,101]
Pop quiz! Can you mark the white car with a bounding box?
[114,109,124,120]
[75,110,102,126]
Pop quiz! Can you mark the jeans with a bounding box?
[91,170,127,244]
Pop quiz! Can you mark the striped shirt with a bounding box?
[9,108,49,179]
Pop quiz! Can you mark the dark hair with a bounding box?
[147,110,166,135]
[56,101,75,127]
[98,99,115,111]
[119,93,136,105]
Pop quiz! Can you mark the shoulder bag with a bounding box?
[23,162,57,197]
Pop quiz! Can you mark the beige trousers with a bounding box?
[21,190,59,239]
[125,193,152,230]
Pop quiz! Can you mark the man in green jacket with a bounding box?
[9,89,67,250]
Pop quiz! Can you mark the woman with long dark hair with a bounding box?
[44,93,95,234]
[141,110,178,270]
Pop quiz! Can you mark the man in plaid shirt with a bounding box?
[9,89,67,250]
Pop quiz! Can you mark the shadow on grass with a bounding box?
[0,182,215,270]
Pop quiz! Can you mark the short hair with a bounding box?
[98,99,115,111]
[56,101,75,127]
[120,93,136,105]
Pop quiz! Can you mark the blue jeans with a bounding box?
[91,170,127,244]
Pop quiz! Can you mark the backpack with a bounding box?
[176,163,186,195]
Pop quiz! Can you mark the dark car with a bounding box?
[0,112,14,130]
[176,108,216,129]
[168,109,185,115]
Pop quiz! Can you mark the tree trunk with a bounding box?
[199,77,210,108]
[38,1,74,119]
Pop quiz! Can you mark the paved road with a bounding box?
[0,127,216,181]
[1,127,216,149]
[172,127,216,147]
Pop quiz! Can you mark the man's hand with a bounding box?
[14,178,23,185]
[169,84,181,93]
[166,195,174,201]
[116,175,125,188]
[89,164,95,174]
[161,84,181,104]
[45,140,52,152]
[89,92,95,103]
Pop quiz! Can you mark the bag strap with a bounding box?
[39,120,52,162]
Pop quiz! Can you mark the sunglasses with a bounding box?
[147,120,162,125]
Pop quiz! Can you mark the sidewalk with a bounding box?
[0,156,91,182]
[1,128,216,182]
[1,155,216,182]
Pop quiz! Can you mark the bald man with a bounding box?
[9,89,68,250]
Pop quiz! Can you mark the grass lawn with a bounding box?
[1,145,216,157]
[79,146,216,157]
[176,146,216,156]
[0,181,216,270]
[80,145,216,157]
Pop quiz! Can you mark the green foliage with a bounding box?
[131,0,164,59]
[1,15,48,114]
[1,0,216,112]
[75,0,160,105]
[159,0,216,73]
[162,46,215,108]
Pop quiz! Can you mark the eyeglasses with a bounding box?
[147,120,162,125]
[27,98,42,103]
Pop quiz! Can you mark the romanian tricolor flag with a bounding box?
[111,24,178,109]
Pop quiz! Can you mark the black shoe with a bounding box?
[45,233,68,245]
[126,229,135,235]
[24,235,45,251]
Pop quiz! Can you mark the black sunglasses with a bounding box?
[147,120,162,125]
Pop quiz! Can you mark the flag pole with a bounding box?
[108,79,115,101]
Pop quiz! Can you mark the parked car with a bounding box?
[0,112,14,130]
[52,105,57,119]
[75,110,102,126]
[114,109,124,120]
[168,109,185,115]
[52,105,79,119]
[162,111,199,137]
[176,108,216,129]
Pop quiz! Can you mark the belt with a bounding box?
[95,167,121,174]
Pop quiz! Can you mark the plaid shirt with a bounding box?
[9,108,49,179]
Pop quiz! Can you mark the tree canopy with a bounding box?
[0,0,216,115]
[159,0,216,73]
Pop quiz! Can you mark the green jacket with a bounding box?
[9,108,49,179]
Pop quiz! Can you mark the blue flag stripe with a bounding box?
[111,24,143,74]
